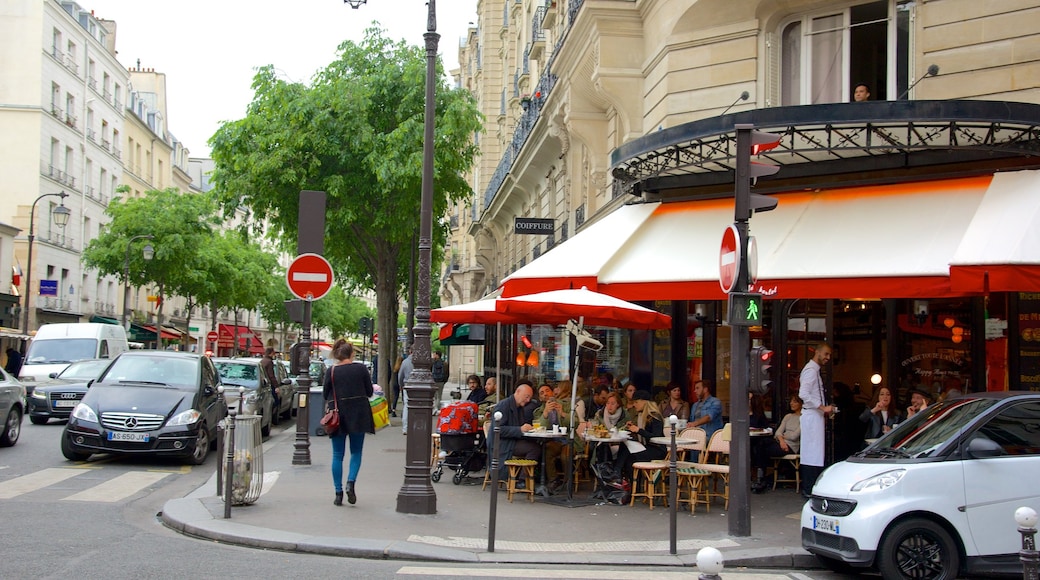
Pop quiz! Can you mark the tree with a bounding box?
[210,26,482,387]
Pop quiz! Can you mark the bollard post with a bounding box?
[487,411,503,553]
[223,408,237,519]
[669,414,678,555]
[216,387,226,496]
[1017,506,1039,580]
[697,546,725,580]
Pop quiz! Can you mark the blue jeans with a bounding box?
[330,431,366,492]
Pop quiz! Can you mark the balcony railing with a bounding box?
[65,114,77,130]
[40,297,72,312]
[101,139,110,151]
[50,105,63,119]
[87,128,96,142]
[94,301,116,315]
[88,76,97,90]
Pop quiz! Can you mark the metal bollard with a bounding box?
[215,386,226,495]
[669,414,678,555]
[1017,506,1039,580]
[487,411,503,553]
[223,408,237,519]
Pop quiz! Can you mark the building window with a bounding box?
[780,0,909,104]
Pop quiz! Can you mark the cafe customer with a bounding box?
[487,381,541,474]
[688,379,723,441]
[615,390,667,482]
[659,382,690,421]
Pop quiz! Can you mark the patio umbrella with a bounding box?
[494,286,672,330]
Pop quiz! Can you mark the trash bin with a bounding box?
[309,386,328,436]
[220,414,264,505]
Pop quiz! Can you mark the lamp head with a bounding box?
[926,64,940,76]
[52,204,71,228]
[870,373,882,385]
[143,244,155,261]
[343,0,366,7]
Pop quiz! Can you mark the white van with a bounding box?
[18,323,129,393]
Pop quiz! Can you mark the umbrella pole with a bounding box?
[565,316,584,501]
[496,322,502,403]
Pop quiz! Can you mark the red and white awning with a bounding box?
[502,172,1040,300]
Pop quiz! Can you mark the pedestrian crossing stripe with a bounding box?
[63,471,171,502]
[0,468,84,499]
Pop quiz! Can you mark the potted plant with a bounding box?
[520,94,532,111]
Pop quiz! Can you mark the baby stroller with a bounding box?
[431,401,487,485]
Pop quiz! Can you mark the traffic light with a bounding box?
[359,317,371,335]
[749,346,774,395]
[735,125,781,218]
[289,342,310,376]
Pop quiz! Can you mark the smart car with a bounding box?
[802,391,1040,579]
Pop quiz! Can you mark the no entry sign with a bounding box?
[286,253,334,300]
[719,225,741,294]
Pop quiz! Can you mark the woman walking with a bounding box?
[324,340,375,506]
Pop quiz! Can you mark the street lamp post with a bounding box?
[121,235,155,329]
[21,192,71,332]
[343,0,438,514]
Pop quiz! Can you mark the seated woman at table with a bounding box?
[859,385,902,440]
[589,392,626,462]
[752,394,802,491]
[749,393,770,430]
[659,382,690,421]
[616,390,667,483]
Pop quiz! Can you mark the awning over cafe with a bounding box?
[217,323,263,354]
[503,174,1003,300]
[142,324,181,341]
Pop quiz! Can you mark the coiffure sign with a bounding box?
[514,217,555,235]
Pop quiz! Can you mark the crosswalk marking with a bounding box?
[0,468,85,499]
[63,471,171,502]
[407,535,739,552]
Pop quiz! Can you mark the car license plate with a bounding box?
[813,516,840,534]
[108,431,149,442]
[54,400,78,408]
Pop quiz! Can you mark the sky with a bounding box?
[84,0,479,157]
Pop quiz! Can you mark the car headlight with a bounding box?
[20,375,35,383]
[72,403,98,423]
[168,409,202,427]
[851,468,906,492]
[31,389,48,399]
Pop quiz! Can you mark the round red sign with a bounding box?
[286,253,334,300]
[719,225,742,294]
[372,332,378,345]
[206,331,218,342]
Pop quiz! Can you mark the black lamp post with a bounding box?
[343,0,438,514]
[121,234,155,329]
[21,192,71,332]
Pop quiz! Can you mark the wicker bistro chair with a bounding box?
[676,427,707,462]
[691,430,731,509]
[772,453,801,491]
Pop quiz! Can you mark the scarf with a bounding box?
[602,407,623,429]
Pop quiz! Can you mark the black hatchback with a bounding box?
[61,351,227,465]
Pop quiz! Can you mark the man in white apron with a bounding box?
[798,343,833,498]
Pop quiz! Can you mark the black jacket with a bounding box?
[323,362,375,434]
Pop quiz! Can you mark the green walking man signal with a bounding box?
[727,292,764,327]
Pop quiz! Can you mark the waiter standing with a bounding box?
[798,342,833,498]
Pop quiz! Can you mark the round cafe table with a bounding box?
[524,430,569,497]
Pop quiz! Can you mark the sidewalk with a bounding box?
[161,410,819,570]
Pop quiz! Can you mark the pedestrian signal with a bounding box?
[750,346,774,395]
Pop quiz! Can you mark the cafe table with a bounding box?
[524,429,570,497]
[582,431,631,499]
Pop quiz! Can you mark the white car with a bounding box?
[802,391,1040,579]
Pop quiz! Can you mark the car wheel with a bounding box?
[878,518,960,580]
[30,415,49,425]
[186,423,210,465]
[0,407,22,447]
[61,433,90,461]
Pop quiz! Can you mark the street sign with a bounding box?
[719,225,741,293]
[286,253,334,300]
[727,292,764,327]
[206,331,218,342]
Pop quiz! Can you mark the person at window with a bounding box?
[853,83,871,102]
[752,395,803,492]
[659,382,690,421]
[465,374,487,403]
[859,385,902,439]
[799,343,834,498]
[323,341,375,506]
[688,379,723,441]
[616,390,667,482]
[906,388,932,419]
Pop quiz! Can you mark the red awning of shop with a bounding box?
[217,323,263,354]
[143,325,181,340]
[502,175,997,301]
[950,170,1040,292]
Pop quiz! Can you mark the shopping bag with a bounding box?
[370,395,390,431]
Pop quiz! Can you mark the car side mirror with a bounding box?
[86,379,95,388]
[966,435,1006,458]
[49,372,59,378]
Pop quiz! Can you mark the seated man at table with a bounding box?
[688,379,723,441]
[615,390,667,483]
[487,381,541,481]
[534,381,580,493]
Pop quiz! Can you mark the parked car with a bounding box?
[28,359,113,424]
[213,357,275,437]
[61,351,226,465]
[270,358,293,421]
[283,359,328,415]
[802,391,1040,579]
[18,322,129,397]
[0,367,24,447]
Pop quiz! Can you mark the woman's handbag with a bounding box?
[321,367,340,436]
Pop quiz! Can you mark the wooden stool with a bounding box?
[676,466,712,514]
[504,458,537,503]
[482,461,508,491]
[772,454,800,491]
[630,462,668,509]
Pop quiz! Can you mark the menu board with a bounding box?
[652,328,671,387]
[1018,293,1040,391]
